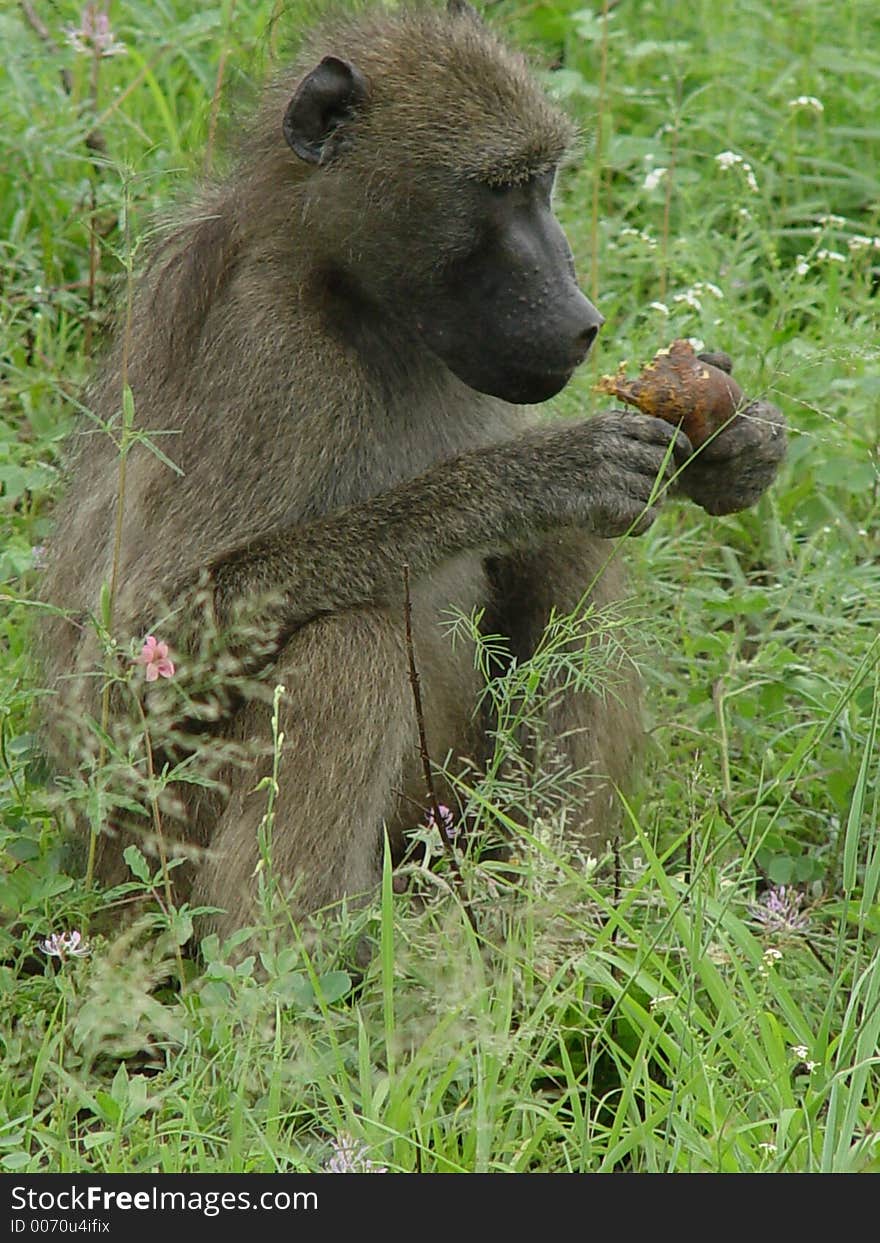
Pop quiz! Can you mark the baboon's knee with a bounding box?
[192,611,415,931]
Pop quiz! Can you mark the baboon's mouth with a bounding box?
[489,364,577,405]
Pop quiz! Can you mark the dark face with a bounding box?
[409,173,603,404]
[283,58,598,405]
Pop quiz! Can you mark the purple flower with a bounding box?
[40,930,91,960]
[748,886,810,935]
[66,5,127,58]
[325,1133,387,1174]
[426,803,457,843]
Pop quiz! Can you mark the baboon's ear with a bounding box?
[283,56,368,165]
[447,0,483,23]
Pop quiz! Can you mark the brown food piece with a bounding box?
[596,338,744,447]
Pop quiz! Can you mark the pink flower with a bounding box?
[426,803,458,843]
[135,635,175,682]
[66,5,127,57]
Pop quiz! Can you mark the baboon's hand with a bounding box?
[518,411,692,538]
[675,397,787,516]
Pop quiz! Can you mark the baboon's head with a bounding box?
[278,4,602,404]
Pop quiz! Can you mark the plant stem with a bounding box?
[402,564,477,933]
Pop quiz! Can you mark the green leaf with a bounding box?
[94,1091,122,1126]
[111,1061,129,1107]
[122,384,135,435]
[767,855,796,885]
[0,465,28,503]
[270,972,315,1008]
[315,971,352,1005]
[814,458,877,492]
[100,580,112,630]
[123,844,150,883]
[1,1151,32,1170]
[5,836,40,863]
[170,909,193,946]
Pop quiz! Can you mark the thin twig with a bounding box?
[85,180,99,356]
[19,1,73,93]
[589,0,611,304]
[659,76,683,301]
[19,1,107,157]
[132,693,187,991]
[0,715,25,804]
[611,833,621,946]
[712,675,733,808]
[87,185,136,892]
[402,564,477,933]
[92,45,172,131]
[205,0,238,173]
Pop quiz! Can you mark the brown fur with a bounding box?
[42,4,775,940]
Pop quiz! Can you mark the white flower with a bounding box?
[715,150,758,193]
[685,337,705,353]
[819,214,846,227]
[848,234,880,252]
[619,225,657,248]
[795,256,810,276]
[681,281,723,301]
[816,249,846,263]
[643,167,668,191]
[788,95,824,113]
[648,301,670,316]
[791,1044,809,1059]
[673,290,703,311]
[40,931,91,959]
[326,1132,387,1174]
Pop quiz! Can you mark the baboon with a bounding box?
[41,2,785,939]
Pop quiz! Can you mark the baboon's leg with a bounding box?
[192,609,415,941]
[485,531,643,846]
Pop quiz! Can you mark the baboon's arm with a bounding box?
[208,413,687,638]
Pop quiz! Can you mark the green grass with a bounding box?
[1,0,879,1173]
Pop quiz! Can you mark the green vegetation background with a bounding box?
[0,0,878,1173]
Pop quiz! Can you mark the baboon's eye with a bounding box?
[484,171,556,200]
